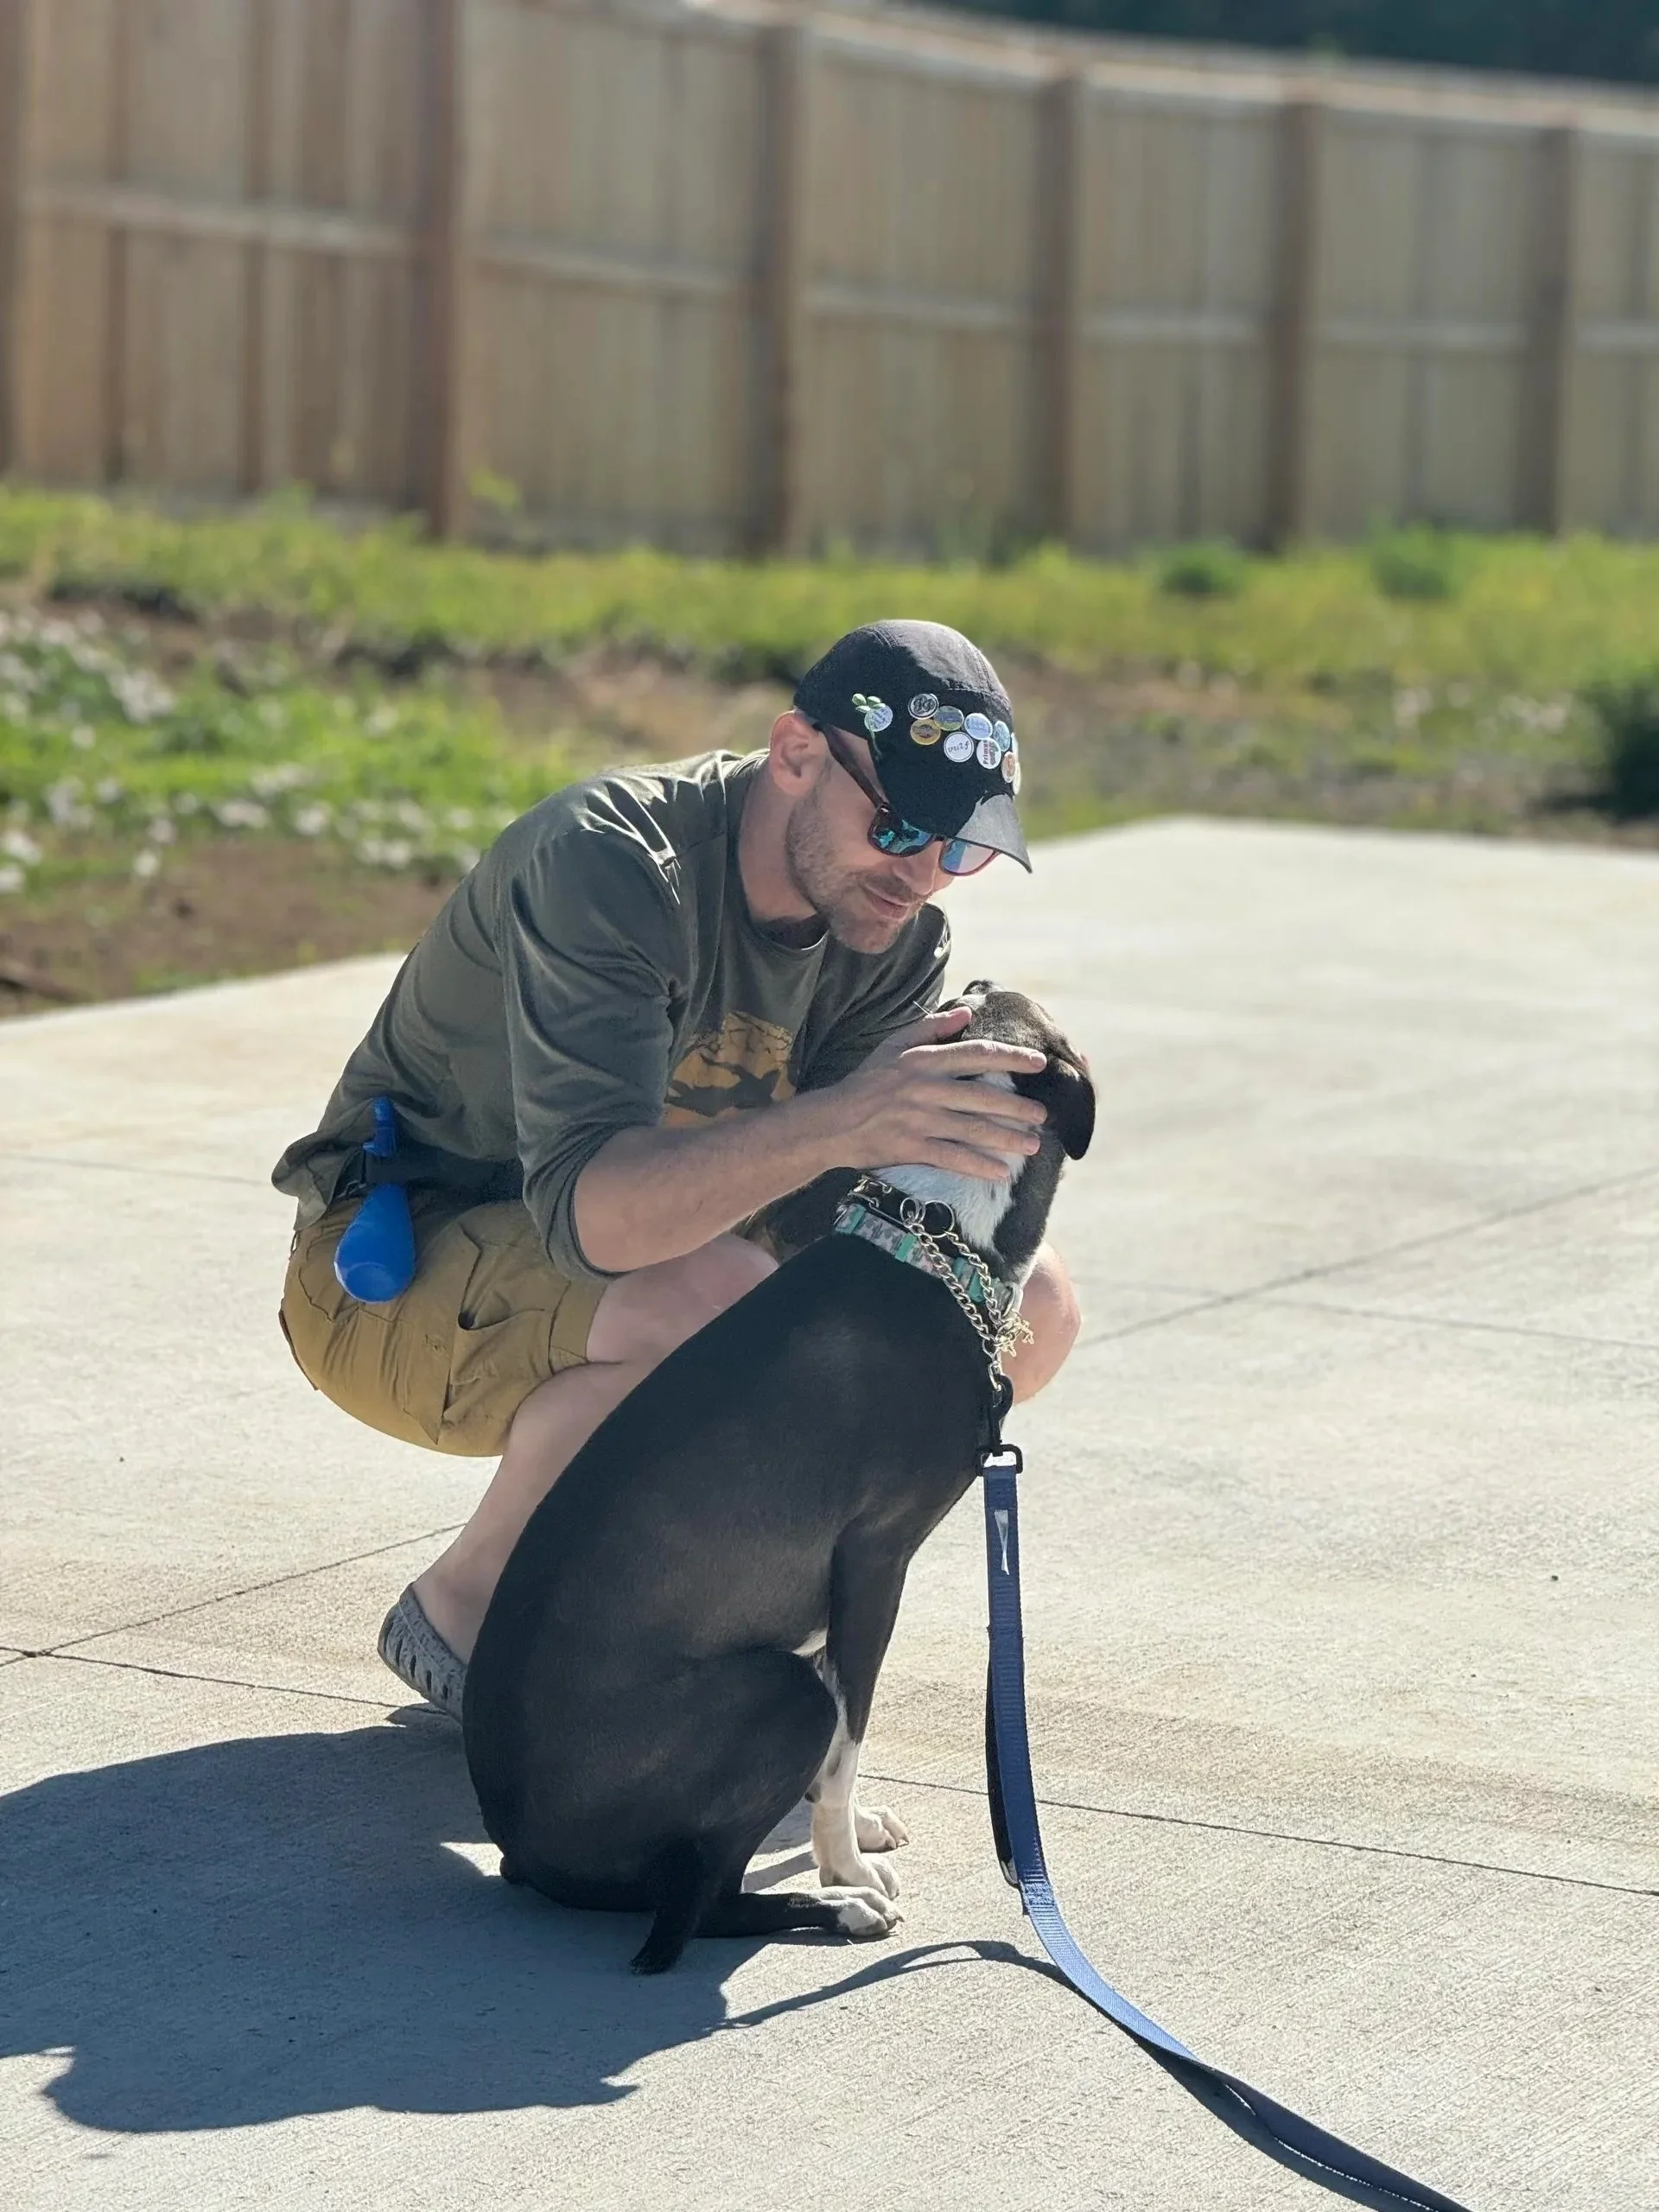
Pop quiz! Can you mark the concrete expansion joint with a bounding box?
[860,1769,1659,1902]
[1074,1156,1659,1355]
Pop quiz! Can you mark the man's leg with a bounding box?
[413,1234,777,1660]
[1004,1243,1081,1405]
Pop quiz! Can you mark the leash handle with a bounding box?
[980,1454,1474,2212]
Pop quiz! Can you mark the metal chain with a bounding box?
[846,1173,1033,1386]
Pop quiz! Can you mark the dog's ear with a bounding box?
[1033,1053,1095,1160]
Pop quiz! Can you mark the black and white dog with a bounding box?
[463,983,1094,1972]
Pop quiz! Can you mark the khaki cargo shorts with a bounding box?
[278,1188,610,1458]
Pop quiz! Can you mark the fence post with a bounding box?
[758,21,811,556]
[422,0,469,537]
[1529,123,1581,536]
[1037,71,1089,548]
[0,0,33,479]
[1268,96,1325,547]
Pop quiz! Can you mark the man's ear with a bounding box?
[1033,1054,1095,1160]
[766,709,825,798]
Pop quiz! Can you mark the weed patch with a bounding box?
[1583,669,1659,819]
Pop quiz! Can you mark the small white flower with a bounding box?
[111,671,176,723]
[46,779,92,830]
[1,829,41,865]
[145,816,176,845]
[251,762,312,798]
[356,836,415,869]
[0,863,24,893]
[213,798,270,830]
[132,848,161,880]
[293,804,332,837]
[70,723,97,752]
[173,791,201,816]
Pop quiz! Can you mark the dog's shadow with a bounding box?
[0,1713,1459,2207]
[0,1709,798,2133]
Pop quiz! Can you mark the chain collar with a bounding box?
[832,1172,1034,1392]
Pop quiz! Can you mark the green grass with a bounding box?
[3,486,1654,909]
[0,600,569,895]
[4,486,1659,693]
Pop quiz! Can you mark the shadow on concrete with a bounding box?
[0,1708,746,2132]
[731,1945,1433,2212]
[0,1705,1455,2204]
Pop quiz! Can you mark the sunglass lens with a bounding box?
[871,819,933,858]
[940,838,996,875]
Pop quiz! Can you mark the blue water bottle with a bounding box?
[333,1096,417,1303]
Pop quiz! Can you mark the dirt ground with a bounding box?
[3,635,1649,1020]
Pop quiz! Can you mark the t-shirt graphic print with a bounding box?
[663,1011,798,1125]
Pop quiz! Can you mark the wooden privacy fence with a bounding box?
[4,0,1659,556]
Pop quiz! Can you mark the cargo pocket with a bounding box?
[428,1204,579,1453]
[392,1217,493,1452]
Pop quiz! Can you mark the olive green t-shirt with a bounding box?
[270,749,950,1282]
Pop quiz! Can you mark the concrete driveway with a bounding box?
[3,818,1655,2211]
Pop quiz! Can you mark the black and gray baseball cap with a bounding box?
[792,619,1030,871]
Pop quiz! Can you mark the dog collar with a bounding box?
[832,1173,1029,1387]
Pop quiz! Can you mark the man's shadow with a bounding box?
[0,1710,748,2132]
[0,1708,1461,2207]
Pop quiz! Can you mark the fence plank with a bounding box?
[0,0,32,476]
[1529,125,1582,531]
[1037,73,1087,544]
[759,22,811,554]
[1268,97,1323,544]
[421,0,467,536]
[101,0,130,483]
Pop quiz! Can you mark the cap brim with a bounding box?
[954,790,1030,872]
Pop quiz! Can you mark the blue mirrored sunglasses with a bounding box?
[815,723,997,877]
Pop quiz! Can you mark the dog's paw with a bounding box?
[855,1802,909,1853]
[820,1885,903,1940]
[817,1847,900,1900]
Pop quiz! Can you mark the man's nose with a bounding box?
[894,843,948,895]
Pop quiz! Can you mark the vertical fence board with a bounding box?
[1526,125,1581,531]
[0,0,32,477]
[422,0,467,534]
[1036,73,1086,545]
[759,23,811,553]
[1267,99,1322,543]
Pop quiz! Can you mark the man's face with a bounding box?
[783,722,950,954]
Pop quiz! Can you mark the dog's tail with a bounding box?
[631,1839,722,1975]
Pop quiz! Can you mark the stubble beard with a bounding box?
[783,782,918,955]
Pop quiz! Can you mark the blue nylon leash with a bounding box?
[981,1446,1473,2212]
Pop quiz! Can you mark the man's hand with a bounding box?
[573,1007,1048,1274]
[808,1002,1049,1181]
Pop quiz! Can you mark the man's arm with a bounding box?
[573,1007,1050,1274]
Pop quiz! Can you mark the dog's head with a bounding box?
[756,981,1093,1281]
[940,979,1093,1281]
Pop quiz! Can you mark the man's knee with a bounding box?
[588,1233,777,1367]
[1008,1246,1082,1403]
